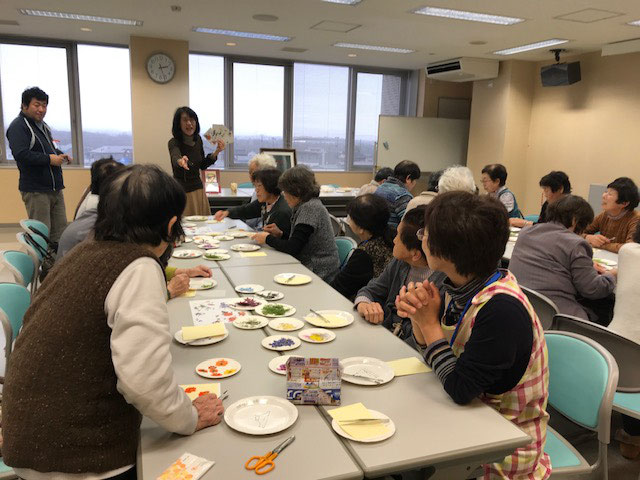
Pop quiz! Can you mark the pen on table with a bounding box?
[220,390,229,401]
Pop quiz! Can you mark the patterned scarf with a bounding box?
[441,271,498,326]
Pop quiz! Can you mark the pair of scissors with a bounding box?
[245,435,295,475]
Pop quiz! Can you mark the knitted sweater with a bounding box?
[583,210,640,253]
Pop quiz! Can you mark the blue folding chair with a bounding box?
[544,331,619,479]
[524,214,540,223]
[1,250,35,288]
[238,182,253,188]
[0,458,17,480]
[20,218,50,239]
[0,282,31,363]
[16,232,49,293]
[335,237,357,267]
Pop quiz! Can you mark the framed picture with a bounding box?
[259,148,297,172]
[202,169,221,194]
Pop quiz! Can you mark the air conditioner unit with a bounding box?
[426,57,499,82]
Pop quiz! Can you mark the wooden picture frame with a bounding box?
[259,148,297,172]
[202,169,221,194]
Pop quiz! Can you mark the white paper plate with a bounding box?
[232,315,269,330]
[298,328,336,344]
[204,251,231,261]
[228,231,252,238]
[509,226,521,233]
[255,290,284,301]
[182,237,193,243]
[189,278,217,290]
[261,335,301,351]
[184,215,208,222]
[229,297,266,311]
[255,303,296,318]
[274,273,312,286]
[206,219,223,224]
[594,257,617,267]
[331,409,395,443]
[268,317,305,332]
[268,355,303,375]
[172,249,202,259]
[340,357,395,386]
[217,235,234,241]
[207,248,228,254]
[224,396,298,435]
[195,358,241,379]
[305,310,354,328]
[182,222,197,228]
[231,243,261,252]
[235,284,265,294]
[197,242,220,250]
[174,330,228,346]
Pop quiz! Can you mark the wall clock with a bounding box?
[146,52,175,84]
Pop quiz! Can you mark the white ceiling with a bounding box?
[2,0,640,69]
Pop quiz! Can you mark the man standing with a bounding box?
[6,87,71,243]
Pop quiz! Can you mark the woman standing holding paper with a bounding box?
[168,107,225,216]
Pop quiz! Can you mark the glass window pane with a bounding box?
[233,63,284,166]
[189,54,225,166]
[1,44,72,163]
[293,63,348,171]
[353,73,402,168]
[78,45,132,167]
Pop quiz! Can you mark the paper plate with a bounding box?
[231,244,261,252]
[224,396,298,435]
[206,219,223,224]
[229,297,266,311]
[195,358,241,379]
[172,249,202,259]
[509,226,521,233]
[182,237,193,243]
[189,278,217,290]
[228,231,252,238]
[217,235,234,241]
[298,328,336,344]
[594,257,617,267]
[268,317,305,332]
[235,284,265,294]
[182,222,197,228]
[197,242,220,250]
[268,355,303,375]
[261,335,301,351]
[255,290,284,301]
[174,330,228,346]
[184,215,208,222]
[204,251,231,261]
[232,316,269,330]
[340,357,395,386]
[207,248,228,254]
[255,303,296,318]
[274,273,312,286]
[331,409,395,443]
[305,310,354,328]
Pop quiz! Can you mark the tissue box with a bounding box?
[286,357,341,405]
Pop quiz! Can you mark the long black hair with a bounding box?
[171,106,200,143]
[346,194,394,248]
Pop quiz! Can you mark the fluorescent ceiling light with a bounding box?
[333,42,414,53]
[193,27,291,41]
[322,0,362,4]
[413,6,524,25]
[493,39,568,55]
[18,9,142,26]
[627,19,640,26]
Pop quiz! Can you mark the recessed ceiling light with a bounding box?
[333,42,414,54]
[252,14,279,22]
[193,27,291,41]
[322,0,362,5]
[226,42,237,46]
[412,6,524,25]
[18,8,142,26]
[348,53,357,57]
[80,27,92,32]
[493,39,568,55]
[627,19,640,26]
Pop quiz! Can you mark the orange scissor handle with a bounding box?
[245,452,278,475]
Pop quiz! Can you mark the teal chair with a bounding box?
[544,331,618,479]
[335,237,357,267]
[20,218,50,239]
[16,232,48,293]
[524,214,540,223]
[0,282,31,363]
[238,182,253,188]
[1,250,35,287]
[0,459,16,479]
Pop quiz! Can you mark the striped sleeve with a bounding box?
[424,338,458,385]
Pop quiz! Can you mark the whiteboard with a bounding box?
[376,116,470,172]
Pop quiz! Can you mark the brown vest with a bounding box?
[3,241,161,473]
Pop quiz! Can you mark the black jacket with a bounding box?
[228,195,292,238]
[6,112,64,192]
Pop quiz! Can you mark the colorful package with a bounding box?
[286,357,341,405]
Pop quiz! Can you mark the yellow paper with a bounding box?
[239,252,267,258]
[180,383,221,400]
[181,323,226,341]
[179,290,196,298]
[386,357,432,376]
[328,402,389,440]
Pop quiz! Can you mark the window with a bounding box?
[232,62,284,167]
[293,63,348,171]
[189,54,225,165]
[77,45,132,166]
[1,43,73,163]
[353,72,403,168]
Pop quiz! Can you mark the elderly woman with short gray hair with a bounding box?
[253,165,340,282]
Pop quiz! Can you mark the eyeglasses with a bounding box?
[416,228,425,241]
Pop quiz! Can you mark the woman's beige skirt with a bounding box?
[184,187,211,216]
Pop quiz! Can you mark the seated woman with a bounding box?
[481,163,523,218]
[253,166,339,282]
[2,165,224,480]
[354,206,446,340]
[509,195,617,325]
[330,194,394,299]
[214,167,291,237]
[397,191,551,479]
[510,171,571,227]
[582,176,640,253]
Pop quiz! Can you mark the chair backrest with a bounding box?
[520,286,559,330]
[546,331,618,443]
[20,218,49,239]
[552,313,640,392]
[329,214,344,237]
[1,250,35,287]
[524,214,540,223]
[237,182,253,188]
[0,282,31,343]
[16,231,47,262]
[335,237,357,266]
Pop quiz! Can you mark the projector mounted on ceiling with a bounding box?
[426,57,499,82]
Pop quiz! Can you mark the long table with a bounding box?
[138,218,532,479]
